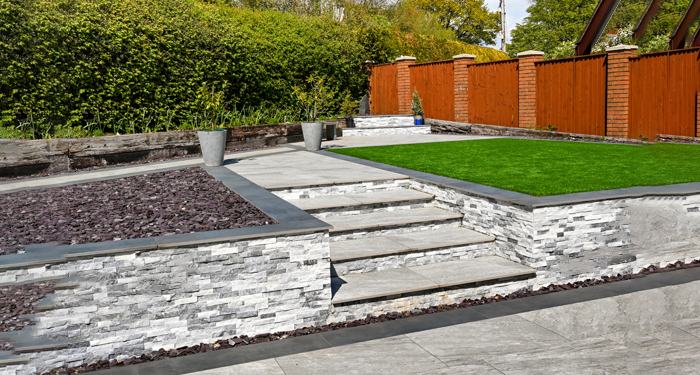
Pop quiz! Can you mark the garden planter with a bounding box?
[197,129,227,166]
[301,122,324,151]
[414,115,424,126]
[325,123,337,140]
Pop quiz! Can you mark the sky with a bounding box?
[484,0,531,50]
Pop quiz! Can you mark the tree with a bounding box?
[508,0,693,58]
[409,0,499,45]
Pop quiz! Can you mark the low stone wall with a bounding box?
[0,120,347,179]
[406,178,700,287]
[350,115,414,128]
[7,232,330,374]
[0,165,333,375]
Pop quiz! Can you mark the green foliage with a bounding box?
[411,89,423,115]
[292,75,336,121]
[408,0,499,45]
[338,91,360,117]
[509,0,694,58]
[0,0,506,139]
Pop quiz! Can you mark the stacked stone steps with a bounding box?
[343,115,431,137]
[283,185,536,310]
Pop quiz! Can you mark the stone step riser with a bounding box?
[330,220,462,242]
[311,200,434,219]
[331,241,497,277]
[270,180,412,201]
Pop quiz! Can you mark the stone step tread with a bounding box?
[0,351,29,366]
[331,227,495,262]
[325,207,462,233]
[287,189,434,211]
[331,256,536,306]
[351,125,429,129]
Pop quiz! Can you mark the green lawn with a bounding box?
[327,138,700,196]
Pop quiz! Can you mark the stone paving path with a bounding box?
[185,277,700,375]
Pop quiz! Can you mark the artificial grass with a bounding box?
[327,138,700,196]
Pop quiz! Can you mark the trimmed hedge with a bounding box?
[0,0,507,138]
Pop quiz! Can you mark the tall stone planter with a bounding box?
[197,129,227,166]
[301,122,324,151]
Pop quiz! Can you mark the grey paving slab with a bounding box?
[185,359,285,375]
[386,227,493,251]
[413,362,504,375]
[331,236,409,261]
[272,336,447,375]
[225,146,407,189]
[332,268,435,303]
[405,315,570,365]
[325,207,462,233]
[287,189,433,211]
[408,256,535,287]
[605,327,700,362]
[482,337,677,375]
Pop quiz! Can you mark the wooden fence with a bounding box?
[629,48,700,139]
[370,63,398,115]
[468,60,519,127]
[409,60,455,121]
[536,55,607,136]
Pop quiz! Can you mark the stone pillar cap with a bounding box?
[453,54,476,60]
[396,56,417,61]
[517,51,545,57]
[606,44,639,52]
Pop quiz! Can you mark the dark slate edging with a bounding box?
[0,165,330,270]
[94,265,700,375]
[321,148,700,209]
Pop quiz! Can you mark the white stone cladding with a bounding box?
[1,232,331,374]
[311,201,433,219]
[352,116,414,128]
[342,126,431,137]
[330,221,462,242]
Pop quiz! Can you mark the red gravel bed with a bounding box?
[42,260,700,375]
[0,167,275,255]
[0,280,58,350]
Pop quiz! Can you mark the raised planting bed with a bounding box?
[328,138,700,196]
[0,280,58,351]
[0,167,276,255]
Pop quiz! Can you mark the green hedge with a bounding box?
[0,0,506,138]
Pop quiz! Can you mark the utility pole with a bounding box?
[500,0,507,52]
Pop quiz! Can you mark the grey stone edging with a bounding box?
[94,266,700,375]
[0,165,330,271]
[350,115,414,118]
[321,146,700,209]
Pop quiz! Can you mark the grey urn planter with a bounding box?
[197,129,227,166]
[301,122,324,151]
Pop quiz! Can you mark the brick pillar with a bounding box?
[517,51,544,128]
[396,56,416,115]
[453,54,476,123]
[606,45,638,138]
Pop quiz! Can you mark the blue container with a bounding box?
[415,119,423,125]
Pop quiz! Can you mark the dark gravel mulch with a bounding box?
[0,145,271,183]
[0,280,58,351]
[42,259,700,375]
[0,167,275,255]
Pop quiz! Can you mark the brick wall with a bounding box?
[606,45,638,138]
[396,56,416,115]
[453,54,476,123]
[517,51,544,128]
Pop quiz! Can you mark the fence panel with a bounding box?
[630,48,700,139]
[370,63,398,115]
[536,55,606,136]
[409,60,455,121]
[469,60,519,127]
